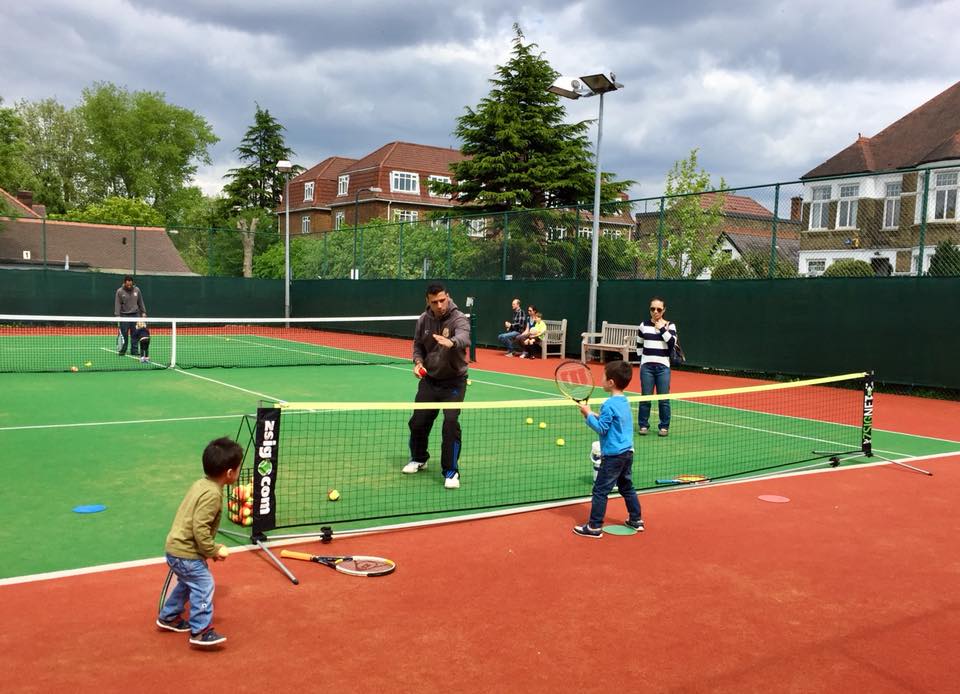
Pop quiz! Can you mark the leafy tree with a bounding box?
[927,240,960,276]
[14,98,92,214]
[638,149,727,278]
[222,105,298,277]
[0,97,31,194]
[744,250,799,278]
[822,258,874,277]
[79,82,218,211]
[442,25,632,212]
[710,258,754,279]
[54,196,164,226]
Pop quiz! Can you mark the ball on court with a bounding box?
[70,366,78,372]
[327,489,341,502]
[467,379,472,385]
[84,361,92,367]
[539,422,547,429]
[525,417,534,425]
[556,438,565,446]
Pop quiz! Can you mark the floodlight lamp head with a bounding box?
[276,160,293,173]
[547,75,584,100]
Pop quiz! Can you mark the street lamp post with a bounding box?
[353,186,382,279]
[547,72,623,336]
[276,160,293,320]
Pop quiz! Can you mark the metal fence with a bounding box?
[5,163,960,279]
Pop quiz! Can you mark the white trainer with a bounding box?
[443,472,460,489]
[402,461,427,474]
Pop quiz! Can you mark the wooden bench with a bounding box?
[581,321,640,363]
[540,318,567,359]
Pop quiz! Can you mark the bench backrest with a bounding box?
[600,322,639,347]
[542,318,567,358]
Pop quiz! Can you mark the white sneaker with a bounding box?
[402,461,427,474]
[443,471,460,489]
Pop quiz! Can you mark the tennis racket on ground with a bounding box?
[655,474,710,485]
[555,360,595,404]
[280,550,396,577]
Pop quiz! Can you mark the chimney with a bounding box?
[16,190,34,208]
[790,196,803,221]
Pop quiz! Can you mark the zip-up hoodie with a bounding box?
[413,298,470,380]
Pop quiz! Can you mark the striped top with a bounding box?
[636,320,677,367]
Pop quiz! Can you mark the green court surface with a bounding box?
[2,365,959,579]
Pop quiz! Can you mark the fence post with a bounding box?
[398,222,404,278]
[207,227,214,276]
[917,168,930,276]
[768,184,780,278]
[573,206,580,278]
[323,231,328,278]
[446,217,452,277]
[655,197,666,279]
[42,217,47,269]
[501,211,509,279]
[133,226,137,275]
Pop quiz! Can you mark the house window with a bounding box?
[836,184,859,229]
[883,182,901,229]
[807,258,826,276]
[334,212,345,230]
[337,175,349,197]
[391,171,420,194]
[933,171,958,221]
[427,175,452,197]
[466,219,486,238]
[548,226,566,240]
[810,186,830,230]
[303,182,314,202]
[577,227,592,239]
[300,216,311,234]
[394,210,418,223]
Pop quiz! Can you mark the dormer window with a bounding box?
[338,175,349,196]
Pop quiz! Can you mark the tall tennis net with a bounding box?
[233,372,873,536]
[0,314,419,372]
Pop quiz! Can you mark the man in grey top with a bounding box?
[114,275,146,356]
[403,283,471,489]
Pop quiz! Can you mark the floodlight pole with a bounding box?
[353,186,381,280]
[588,93,605,337]
[276,159,294,321]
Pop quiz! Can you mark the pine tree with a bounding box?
[443,24,631,212]
[223,104,297,211]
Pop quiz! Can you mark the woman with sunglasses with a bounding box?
[635,297,677,436]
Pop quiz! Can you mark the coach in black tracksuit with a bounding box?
[404,283,471,490]
[114,275,146,356]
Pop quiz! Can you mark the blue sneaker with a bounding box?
[625,518,645,532]
[572,524,602,538]
[189,628,227,647]
[156,617,190,633]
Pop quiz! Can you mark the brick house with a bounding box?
[634,192,801,277]
[279,140,633,238]
[0,188,192,275]
[798,80,960,276]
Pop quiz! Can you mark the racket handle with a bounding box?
[280,550,313,561]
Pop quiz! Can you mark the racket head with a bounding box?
[675,474,708,484]
[332,555,396,577]
[554,360,594,403]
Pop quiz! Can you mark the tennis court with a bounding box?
[2,324,960,692]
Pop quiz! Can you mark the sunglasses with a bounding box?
[649,307,664,312]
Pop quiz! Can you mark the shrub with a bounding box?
[822,259,874,277]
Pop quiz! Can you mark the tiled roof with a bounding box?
[723,231,799,265]
[699,192,775,218]
[293,156,357,183]
[804,80,960,178]
[0,218,192,274]
[0,188,41,218]
[344,141,467,174]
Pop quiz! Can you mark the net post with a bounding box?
[170,320,177,368]
[861,371,874,457]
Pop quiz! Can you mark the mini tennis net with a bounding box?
[234,372,874,535]
[0,314,419,372]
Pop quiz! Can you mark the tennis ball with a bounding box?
[232,486,248,501]
[217,546,230,558]
[327,489,341,502]
[525,417,534,425]
[84,361,92,367]
[556,438,565,446]
[539,422,547,429]
[70,366,78,372]
[227,500,239,512]
[229,513,241,525]
[242,516,253,526]
[467,379,472,385]
[241,506,252,517]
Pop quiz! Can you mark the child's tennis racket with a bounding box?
[280,550,396,577]
[555,360,595,404]
[655,474,710,485]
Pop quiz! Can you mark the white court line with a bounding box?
[3,449,958,587]
[97,347,285,402]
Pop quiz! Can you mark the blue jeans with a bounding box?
[158,554,215,634]
[498,330,521,352]
[638,363,671,430]
[588,451,641,528]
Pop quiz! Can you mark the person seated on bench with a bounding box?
[519,309,547,359]
[498,298,526,356]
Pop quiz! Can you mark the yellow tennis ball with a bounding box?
[84,361,92,367]
[539,422,547,429]
[327,489,341,502]
[556,438,565,446]
[70,366,78,372]
[217,546,230,558]
[467,379,472,385]
[242,516,253,526]
[525,417,534,425]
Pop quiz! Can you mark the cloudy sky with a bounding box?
[4,0,960,202]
